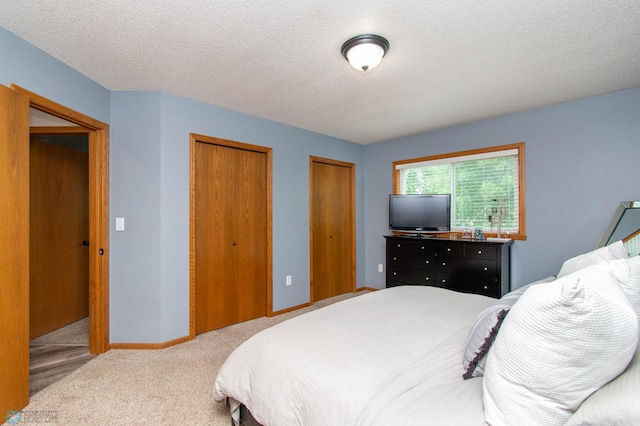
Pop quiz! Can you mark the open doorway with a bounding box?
[28,120,94,395]
[16,86,110,398]
[13,85,111,357]
[1,83,109,412]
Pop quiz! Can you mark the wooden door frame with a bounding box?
[12,85,110,354]
[309,156,356,303]
[0,84,30,413]
[189,133,273,338]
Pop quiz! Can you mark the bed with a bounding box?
[214,241,640,426]
[214,285,495,425]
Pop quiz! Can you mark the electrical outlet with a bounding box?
[286,275,292,286]
[378,264,384,272]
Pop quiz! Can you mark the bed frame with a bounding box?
[239,404,262,426]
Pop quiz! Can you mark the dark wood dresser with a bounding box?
[385,235,513,298]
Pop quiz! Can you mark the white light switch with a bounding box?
[115,217,125,231]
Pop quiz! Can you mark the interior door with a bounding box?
[194,139,268,333]
[15,85,110,355]
[310,157,356,302]
[29,138,89,339]
[0,84,30,413]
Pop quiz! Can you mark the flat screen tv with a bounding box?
[389,194,451,235]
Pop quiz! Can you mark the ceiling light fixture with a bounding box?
[341,34,390,72]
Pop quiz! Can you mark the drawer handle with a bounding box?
[421,246,425,250]
[442,279,447,283]
[447,248,451,252]
[478,250,482,255]
[397,244,401,248]
[425,277,429,281]
[483,285,488,290]
[425,260,429,264]
[393,257,397,261]
[393,272,397,276]
[484,267,488,271]
[442,262,446,266]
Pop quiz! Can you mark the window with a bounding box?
[393,143,526,240]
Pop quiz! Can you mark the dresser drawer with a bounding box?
[464,259,498,277]
[387,266,414,283]
[435,243,463,258]
[436,272,452,288]
[412,240,438,255]
[387,251,415,268]
[388,239,412,252]
[471,279,500,298]
[436,258,459,273]
[464,244,497,260]
[388,251,437,269]
[414,269,437,285]
[387,266,436,286]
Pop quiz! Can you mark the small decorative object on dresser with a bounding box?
[385,235,512,298]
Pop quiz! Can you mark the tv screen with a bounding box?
[389,194,451,233]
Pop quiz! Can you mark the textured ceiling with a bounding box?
[1,0,639,144]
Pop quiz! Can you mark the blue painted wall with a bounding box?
[110,91,365,342]
[110,92,164,342]
[3,27,639,344]
[1,28,365,344]
[363,87,640,290]
[0,27,110,123]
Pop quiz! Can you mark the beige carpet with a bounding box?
[6,291,367,425]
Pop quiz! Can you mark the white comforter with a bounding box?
[356,328,488,426]
[213,286,494,426]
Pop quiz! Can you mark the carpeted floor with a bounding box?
[6,291,367,425]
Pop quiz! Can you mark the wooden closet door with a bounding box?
[195,142,267,333]
[311,158,355,302]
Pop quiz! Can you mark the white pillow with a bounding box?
[483,267,639,426]
[462,276,556,379]
[563,256,640,329]
[499,275,556,305]
[595,256,640,329]
[611,256,640,324]
[566,344,640,426]
[557,240,629,278]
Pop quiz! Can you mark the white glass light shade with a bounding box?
[346,43,385,71]
[341,34,389,72]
